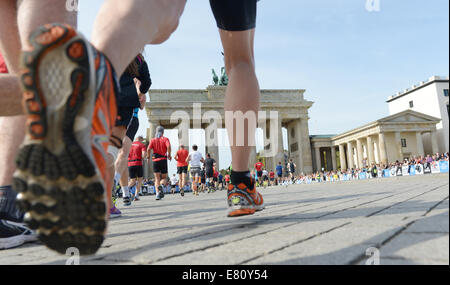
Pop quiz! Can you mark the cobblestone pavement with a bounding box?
[1,173,448,265]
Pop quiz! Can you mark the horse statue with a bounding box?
[219,66,229,86]
[212,69,219,86]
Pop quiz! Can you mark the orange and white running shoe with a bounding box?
[13,23,118,255]
[227,178,265,217]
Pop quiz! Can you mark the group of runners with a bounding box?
[174,145,225,196]
[0,0,265,254]
[253,159,298,187]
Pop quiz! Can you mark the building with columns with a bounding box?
[387,76,449,154]
[145,86,314,176]
[310,110,441,172]
[144,80,444,177]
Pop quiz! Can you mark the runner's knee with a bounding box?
[151,0,186,44]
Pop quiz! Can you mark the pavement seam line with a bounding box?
[348,195,449,265]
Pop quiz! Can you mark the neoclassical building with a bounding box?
[310,110,441,172]
[146,86,314,174]
[145,86,442,176]
[387,76,449,153]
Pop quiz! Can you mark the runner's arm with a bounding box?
[137,60,151,94]
[142,145,147,161]
[146,142,153,160]
[167,141,172,161]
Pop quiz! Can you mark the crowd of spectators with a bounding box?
[276,152,449,186]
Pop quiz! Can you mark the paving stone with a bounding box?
[1,173,448,265]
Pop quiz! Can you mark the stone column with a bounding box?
[273,117,285,172]
[431,130,439,154]
[147,120,158,141]
[261,119,271,169]
[331,147,337,171]
[394,131,403,160]
[356,139,364,168]
[339,144,347,170]
[378,133,388,164]
[177,120,190,148]
[287,120,302,173]
[298,118,313,174]
[347,142,354,169]
[367,136,375,165]
[261,115,284,172]
[205,124,219,166]
[315,146,322,172]
[205,145,219,167]
[416,132,424,157]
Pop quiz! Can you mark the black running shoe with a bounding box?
[0,220,38,249]
[123,196,131,207]
[158,186,165,199]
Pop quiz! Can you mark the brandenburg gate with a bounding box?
[145,86,314,174]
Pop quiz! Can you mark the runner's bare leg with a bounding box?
[220,29,259,172]
[91,0,186,75]
[115,136,133,183]
[0,0,77,186]
[90,0,185,195]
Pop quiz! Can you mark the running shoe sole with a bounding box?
[13,24,107,255]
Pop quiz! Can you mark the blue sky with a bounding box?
[78,0,449,172]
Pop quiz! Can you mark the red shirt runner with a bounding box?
[128,141,147,167]
[269,171,275,179]
[255,162,264,172]
[0,52,8,74]
[148,136,170,162]
[176,148,189,167]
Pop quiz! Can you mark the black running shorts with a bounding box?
[210,0,258,31]
[126,116,139,141]
[153,160,168,174]
[128,165,144,179]
[206,169,214,179]
[116,107,134,127]
[177,166,188,174]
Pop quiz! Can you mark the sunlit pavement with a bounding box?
[2,173,448,265]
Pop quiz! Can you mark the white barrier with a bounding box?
[303,161,449,184]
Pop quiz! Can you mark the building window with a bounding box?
[290,142,299,153]
[401,138,407,148]
[409,101,414,108]
[444,89,449,97]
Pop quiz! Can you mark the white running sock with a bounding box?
[122,186,130,198]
